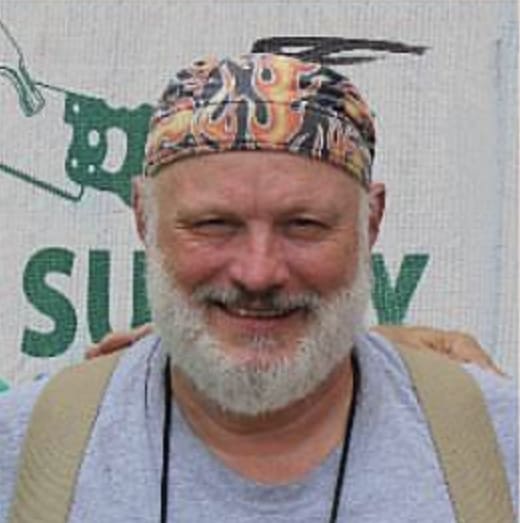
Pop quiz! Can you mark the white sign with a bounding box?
[0,0,516,390]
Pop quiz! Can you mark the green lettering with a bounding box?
[87,250,112,343]
[22,248,77,357]
[0,378,9,393]
[88,250,151,342]
[371,253,429,324]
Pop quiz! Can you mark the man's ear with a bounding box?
[368,182,385,248]
[132,177,147,244]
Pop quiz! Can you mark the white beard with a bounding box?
[146,246,371,416]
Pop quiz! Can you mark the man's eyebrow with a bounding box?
[277,201,351,219]
[172,206,239,221]
[277,207,340,221]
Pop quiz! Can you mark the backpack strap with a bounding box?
[9,343,515,523]
[8,351,122,523]
[394,343,515,523]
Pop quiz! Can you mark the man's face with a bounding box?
[140,151,374,414]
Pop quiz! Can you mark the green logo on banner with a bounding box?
[64,93,152,206]
[0,83,152,206]
[1,18,153,205]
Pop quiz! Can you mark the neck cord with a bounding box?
[161,356,173,523]
[160,356,360,523]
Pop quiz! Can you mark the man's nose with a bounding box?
[228,229,289,293]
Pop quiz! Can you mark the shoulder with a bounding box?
[357,330,517,508]
[462,363,518,506]
[96,333,165,402]
[0,378,47,519]
[0,378,47,446]
[359,329,517,438]
[358,329,517,410]
[0,334,164,519]
[83,333,166,438]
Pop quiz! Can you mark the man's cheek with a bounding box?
[291,248,358,293]
[169,249,227,291]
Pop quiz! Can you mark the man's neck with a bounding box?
[171,356,355,484]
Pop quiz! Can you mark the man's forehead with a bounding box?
[156,150,360,183]
[152,150,361,212]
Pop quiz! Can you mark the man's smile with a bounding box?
[216,303,300,319]
[201,300,312,343]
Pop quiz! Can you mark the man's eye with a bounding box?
[191,219,238,234]
[285,218,328,238]
[289,218,325,228]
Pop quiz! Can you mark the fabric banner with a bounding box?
[0,0,517,391]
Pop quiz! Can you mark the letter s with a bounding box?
[22,248,77,357]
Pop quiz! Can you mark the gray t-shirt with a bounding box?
[0,332,517,522]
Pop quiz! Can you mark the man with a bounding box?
[1,53,516,522]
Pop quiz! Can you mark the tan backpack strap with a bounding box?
[8,351,122,523]
[395,343,515,523]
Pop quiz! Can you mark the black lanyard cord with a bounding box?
[328,355,360,523]
[160,355,360,523]
[161,356,172,523]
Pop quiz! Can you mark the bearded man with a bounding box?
[1,53,516,523]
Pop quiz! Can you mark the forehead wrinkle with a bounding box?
[154,151,362,220]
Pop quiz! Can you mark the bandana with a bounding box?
[144,53,375,187]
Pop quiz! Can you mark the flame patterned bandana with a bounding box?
[144,53,375,187]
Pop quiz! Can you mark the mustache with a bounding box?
[191,285,322,314]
